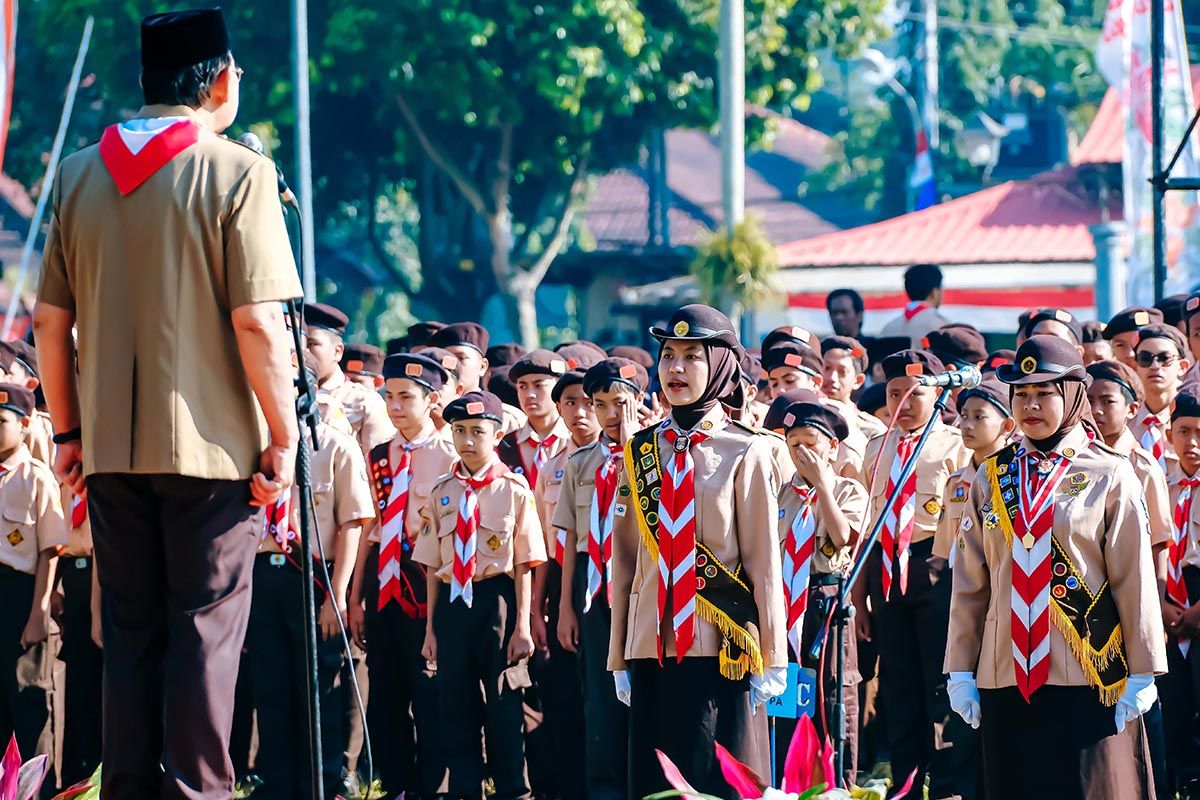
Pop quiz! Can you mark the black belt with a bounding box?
[64,555,93,570]
[256,552,333,568]
[810,573,843,587]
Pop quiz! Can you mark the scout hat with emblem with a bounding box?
[486,367,520,408]
[1136,321,1188,357]
[607,345,655,370]
[556,342,607,371]
[881,349,945,382]
[821,335,869,373]
[509,349,571,381]
[303,303,349,336]
[856,382,887,415]
[955,377,1012,418]
[995,335,1088,385]
[0,384,35,418]
[1156,294,1189,329]
[341,343,384,378]
[583,357,650,396]
[1023,308,1083,343]
[1171,386,1200,421]
[762,388,822,432]
[551,369,588,403]
[383,354,449,393]
[417,346,461,380]
[650,304,743,353]
[924,326,987,368]
[1102,306,1162,340]
[761,325,815,353]
[1184,292,1200,325]
[761,342,823,377]
[982,349,1015,374]
[429,322,489,354]
[1086,359,1143,404]
[780,401,849,441]
[443,391,505,425]
[141,9,230,72]
[486,343,527,368]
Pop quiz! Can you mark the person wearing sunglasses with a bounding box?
[1133,323,1192,474]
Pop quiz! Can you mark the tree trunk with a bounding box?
[486,212,540,349]
[509,277,540,349]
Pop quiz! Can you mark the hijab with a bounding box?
[1019,378,1090,453]
[663,340,744,431]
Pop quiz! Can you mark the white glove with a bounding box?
[947,671,981,729]
[614,670,631,706]
[749,665,789,713]
[1114,674,1157,733]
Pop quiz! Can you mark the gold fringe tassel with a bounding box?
[1049,601,1127,707]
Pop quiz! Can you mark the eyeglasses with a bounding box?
[1135,350,1178,367]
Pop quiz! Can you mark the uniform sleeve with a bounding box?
[512,485,547,568]
[333,437,376,527]
[1104,459,1170,675]
[838,477,868,536]
[37,173,74,311]
[551,454,580,547]
[224,158,303,309]
[35,469,69,553]
[1138,457,1173,549]
[945,470,991,673]
[608,457,637,671]
[858,435,884,530]
[412,492,443,570]
[933,472,962,560]
[736,437,787,669]
[358,392,397,453]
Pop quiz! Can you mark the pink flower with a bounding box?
[0,736,49,800]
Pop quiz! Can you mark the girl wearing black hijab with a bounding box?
[606,304,788,800]
[946,335,1166,799]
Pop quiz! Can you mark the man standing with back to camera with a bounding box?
[33,10,302,799]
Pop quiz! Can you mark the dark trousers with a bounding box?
[247,554,346,800]
[60,557,102,787]
[88,473,260,800]
[572,563,628,800]
[0,568,47,760]
[869,539,975,800]
[1159,565,1200,794]
[435,577,529,800]
[980,685,1154,799]
[628,657,764,800]
[364,546,444,798]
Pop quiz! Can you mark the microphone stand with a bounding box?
[815,386,955,784]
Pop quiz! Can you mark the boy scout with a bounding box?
[341,342,385,391]
[0,343,53,466]
[762,340,824,397]
[776,400,867,786]
[348,353,457,800]
[820,335,887,439]
[306,302,396,453]
[552,359,647,800]
[418,346,465,441]
[428,323,526,435]
[857,350,971,800]
[1159,387,1200,792]
[0,386,67,759]
[247,384,375,800]
[416,391,545,800]
[1133,323,1190,472]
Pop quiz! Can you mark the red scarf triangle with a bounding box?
[903,301,929,321]
[98,119,202,196]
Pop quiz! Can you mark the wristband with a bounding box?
[52,428,82,445]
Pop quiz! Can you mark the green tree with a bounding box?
[690,216,779,330]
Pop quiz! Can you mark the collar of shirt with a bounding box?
[134,104,203,123]
[457,456,502,482]
[319,370,347,393]
[1017,423,1090,459]
[400,421,437,446]
[666,404,728,434]
[1110,427,1142,458]
[0,444,30,473]
[1168,460,1199,488]
[520,417,570,445]
[1137,403,1171,427]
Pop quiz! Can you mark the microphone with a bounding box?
[236,132,298,209]
[914,364,983,390]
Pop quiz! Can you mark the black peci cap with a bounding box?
[304,303,349,336]
[1080,320,1105,345]
[856,382,888,415]
[955,377,1012,418]
[141,9,230,72]
[1103,307,1162,340]
[1173,386,1200,421]
[583,358,650,396]
[551,369,587,403]
[443,391,505,425]
[341,343,384,377]
[864,335,911,368]
[1157,294,1189,329]
[882,349,945,382]
[995,335,1088,385]
[486,367,519,407]
[0,384,34,418]
[382,354,449,393]
[779,401,849,441]
[509,349,570,382]
[385,337,408,356]
[429,322,489,354]
[762,342,823,377]
[650,304,742,353]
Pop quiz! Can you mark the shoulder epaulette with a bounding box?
[1090,438,1120,457]
[729,419,778,438]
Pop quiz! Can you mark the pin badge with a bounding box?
[984,513,999,529]
[487,535,501,550]
[673,321,690,336]
[6,529,21,546]
[1022,533,1036,549]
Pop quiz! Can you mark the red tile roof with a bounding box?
[1073,65,1200,166]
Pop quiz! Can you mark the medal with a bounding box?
[1022,533,1036,549]
[1036,459,1054,476]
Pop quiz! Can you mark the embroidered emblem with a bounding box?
[705,565,719,579]
[1070,472,1087,485]
[1053,562,1068,576]
[998,464,1009,475]
[514,467,524,475]
[695,576,707,590]
[960,516,973,532]
[619,485,631,497]
[1052,584,1067,599]
[1065,575,1080,590]
[697,553,708,567]
[701,420,714,431]
[1020,356,1037,375]
[440,496,450,506]
[779,508,786,520]
[923,498,941,516]
[6,529,21,547]
[487,535,501,551]
[984,513,999,529]
[555,469,564,479]
[640,442,654,456]
[674,321,690,336]
[615,504,627,518]
[952,484,967,502]
[957,535,966,550]
[619,364,638,379]
[269,553,286,566]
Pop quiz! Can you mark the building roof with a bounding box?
[1073,65,1200,166]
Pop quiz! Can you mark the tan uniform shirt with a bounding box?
[414,461,547,582]
[776,475,868,575]
[608,408,787,670]
[860,422,969,545]
[316,392,354,438]
[366,426,458,544]
[946,426,1168,686]
[551,437,623,554]
[1166,463,1200,569]
[534,437,588,552]
[0,446,68,574]
[260,423,375,557]
[506,418,571,484]
[880,305,951,348]
[25,411,54,469]
[824,397,888,441]
[321,370,395,454]
[934,461,978,561]
[1132,403,1178,472]
[38,105,303,479]
[61,485,92,557]
[1111,428,1172,549]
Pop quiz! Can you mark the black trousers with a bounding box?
[0,568,45,759]
[627,657,764,800]
[88,473,260,800]
[571,562,628,800]
[435,577,529,800]
[1159,565,1200,793]
[364,545,444,798]
[247,554,346,800]
[869,539,975,800]
[60,556,103,787]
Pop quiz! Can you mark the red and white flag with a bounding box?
[0,0,16,171]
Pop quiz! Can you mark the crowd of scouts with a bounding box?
[2,259,1199,800]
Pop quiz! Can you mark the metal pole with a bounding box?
[2,17,93,339]
[1151,0,1166,302]
[888,77,921,214]
[914,0,939,149]
[718,0,745,231]
[293,0,316,301]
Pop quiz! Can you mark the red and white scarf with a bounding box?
[880,434,917,599]
[1170,476,1199,656]
[99,117,204,195]
[903,301,930,321]
[526,432,560,487]
[262,496,295,552]
[1010,450,1072,702]
[70,492,87,529]
[783,485,817,658]
[1140,415,1168,471]
[585,441,624,612]
[377,436,433,611]
[450,460,507,607]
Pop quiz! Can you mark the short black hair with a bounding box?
[825,288,864,314]
[142,51,234,107]
[903,264,943,302]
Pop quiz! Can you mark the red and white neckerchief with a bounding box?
[553,528,568,566]
[657,420,724,660]
[450,460,507,607]
[1010,449,1072,703]
[903,301,930,321]
[585,441,624,612]
[262,496,295,552]
[782,485,817,658]
[98,118,204,195]
[1140,415,1168,471]
[377,435,434,611]
[70,492,87,529]
[1169,476,1200,656]
[526,432,560,487]
[880,434,918,599]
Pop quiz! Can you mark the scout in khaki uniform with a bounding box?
[1081,321,1114,366]
[429,323,526,436]
[879,264,951,347]
[820,335,887,440]
[946,336,1166,798]
[1103,306,1162,370]
[416,391,544,800]
[35,11,304,797]
[553,359,648,800]
[1158,388,1200,793]
[418,346,465,441]
[608,305,787,800]
[1132,322,1190,474]
[341,342,386,391]
[348,353,457,800]
[855,349,972,800]
[0,343,53,467]
[0,386,66,761]
[775,400,867,787]
[306,302,396,454]
[248,382,375,800]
